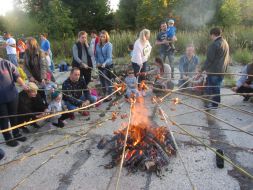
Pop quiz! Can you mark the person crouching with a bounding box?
[125,69,140,101]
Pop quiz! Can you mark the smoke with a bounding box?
[175,0,219,29]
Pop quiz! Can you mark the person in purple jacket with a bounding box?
[0,58,29,147]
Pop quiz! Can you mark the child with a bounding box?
[48,91,69,128]
[125,69,140,100]
[17,60,27,81]
[166,19,177,51]
[44,72,57,103]
[190,66,206,95]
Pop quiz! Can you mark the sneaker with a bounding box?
[22,127,30,134]
[13,134,27,142]
[243,96,250,102]
[103,97,112,102]
[32,123,41,129]
[0,149,5,160]
[82,111,90,117]
[69,113,75,120]
[58,119,65,128]
[6,139,19,147]
[204,103,218,110]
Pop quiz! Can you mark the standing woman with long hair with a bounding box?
[23,37,48,103]
[95,30,113,102]
[72,31,93,85]
[131,29,152,83]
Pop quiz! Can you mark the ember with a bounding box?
[98,97,176,176]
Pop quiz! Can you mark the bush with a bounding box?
[232,48,253,65]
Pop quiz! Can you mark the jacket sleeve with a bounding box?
[73,44,82,66]
[62,81,82,107]
[203,43,216,71]
[104,43,113,66]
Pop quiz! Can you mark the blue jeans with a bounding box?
[98,68,113,96]
[205,75,223,107]
[65,95,97,110]
[7,54,18,66]
[132,62,147,83]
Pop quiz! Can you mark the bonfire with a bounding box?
[98,97,176,176]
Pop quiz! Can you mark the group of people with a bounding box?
[0,22,253,161]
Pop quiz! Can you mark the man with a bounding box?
[202,27,230,109]
[178,45,199,87]
[62,67,97,117]
[1,32,18,66]
[155,21,176,78]
[72,31,93,85]
[40,33,55,72]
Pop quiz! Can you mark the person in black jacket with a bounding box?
[202,28,230,109]
[72,31,93,85]
[62,67,97,117]
[18,82,48,133]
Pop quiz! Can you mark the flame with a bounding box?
[173,98,180,105]
[139,80,149,91]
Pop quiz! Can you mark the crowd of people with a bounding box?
[0,21,252,161]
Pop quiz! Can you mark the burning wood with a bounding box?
[98,98,176,176]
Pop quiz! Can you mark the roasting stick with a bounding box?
[163,113,253,180]
[115,102,134,190]
[158,106,196,190]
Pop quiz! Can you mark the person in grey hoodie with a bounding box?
[202,27,230,108]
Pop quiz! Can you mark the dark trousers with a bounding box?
[236,86,253,98]
[132,62,147,83]
[80,68,92,85]
[98,68,113,95]
[0,98,20,141]
[58,113,70,121]
[205,75,223,107]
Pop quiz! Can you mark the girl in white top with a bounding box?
[131,29,152,84]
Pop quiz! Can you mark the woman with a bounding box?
[0,58,28,147]
[23,37,49,103]
[232,63,253,101]
[178,45,199,87]
[72,31,93,85]
[151,57,174,90]
[131,29,152,83]
[95,30,113,102]
[18,82,48,133]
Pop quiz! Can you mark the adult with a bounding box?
[178,45,199,87]
[95,30,114,101]
[155,22,175,78]
[131,28,152,83]
[23,37,48,103]
[18,82,48,133]
[202,27,230,108]
[40,33,55,72]
[1,32,18,66]
[72,31,93,85]
[90,30,99,68]
[232,63,253,101]
[0,58,28,147]
[62,68,97,116]
[150,57,173,90]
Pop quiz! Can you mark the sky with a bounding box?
[0,0,120,16]
[0,0,14,16]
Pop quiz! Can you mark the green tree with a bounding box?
[19,0,74,38]
[136,0,170,30]
[218,0,242,28]
[116,0,138,30]
[62,0,112,32]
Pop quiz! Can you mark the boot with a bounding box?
[6,139,19,147]
[0,149,4,160]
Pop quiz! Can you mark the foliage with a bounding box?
[217,0,242,28]
[232,48,253,65]
[62,0,112,32]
